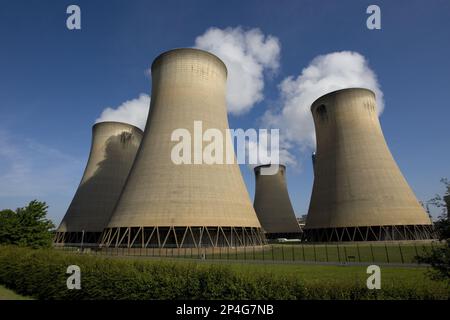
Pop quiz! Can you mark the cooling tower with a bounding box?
[253,165,302,239]
[54,121,143,245]
[101,48,264,248]
[304,88,433,242]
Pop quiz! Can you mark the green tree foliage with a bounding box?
[417,178,450,282]
[428,178,450,240]
[0,200,55,248]
[417,242,450,282]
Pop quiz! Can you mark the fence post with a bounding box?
[399,243,404,264]
[253,245,255,260]
[272,245,275,261]
[325,244,328,262]
[313,244,317,262]
[302,244,305,261]
[282,245,285,261]
[262,245,265,261]
[385,243,390,263]
[370,243,374,262]
[343,246,347,263]
[414,242,419,260]
[292,245,295,261]
[357,243,361,262]
[337,244,340,263]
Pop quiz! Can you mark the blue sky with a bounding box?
[0,0,449,225]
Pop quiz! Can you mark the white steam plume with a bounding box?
[263,51,384,158]
[195,26,281,115]
[95,94,150,131]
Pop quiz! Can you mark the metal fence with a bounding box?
[54,241,440,265]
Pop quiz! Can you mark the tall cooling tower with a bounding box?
[55,122,143,245]
[253,165,302,239]
[304,88,433,242]
[101,48,264,248]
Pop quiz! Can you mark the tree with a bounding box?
[0,200,55,248]
[417,242,450,281]
[0,209,20,244]
[428,178,450,240]
[416,178,450,282]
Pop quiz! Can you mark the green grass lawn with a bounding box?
[136,242,437,264]
[0,285,32,300]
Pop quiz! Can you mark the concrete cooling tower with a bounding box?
[55,122,143,245]
[304,88,433,242]
[253,165,302,239]
[101,48,264,248]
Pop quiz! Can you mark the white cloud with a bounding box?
[263,51,384,154]
[195,27,281,115]
[95,94,150,131]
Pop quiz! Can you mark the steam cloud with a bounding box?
[263,51,384,159]
[94,46,383,170]
[195,27,281,115]
[95,94,150,131]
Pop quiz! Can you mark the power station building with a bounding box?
[100,48,264,248]
[55,121,143,245]
[253,164,302,239]
[304,88,433,242]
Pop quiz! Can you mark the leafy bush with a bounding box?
[0,246,448,300]
[417,241,450,282]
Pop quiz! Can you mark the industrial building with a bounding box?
[253,164,302,239]
[54,121,143,245]
[100,48,264,248]
[304,88,433,241]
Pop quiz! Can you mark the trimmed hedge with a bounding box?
[0,246,448,300]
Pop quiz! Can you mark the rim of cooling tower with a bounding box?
[150,47,228,76]
[310,87,376,111]
[93,120,143,133]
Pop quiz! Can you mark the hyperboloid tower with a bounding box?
[55,121,143,245]
[304,88,433,242]
[253,164,302,239]
[101,48,264,248]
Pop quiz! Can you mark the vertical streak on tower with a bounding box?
[304,88,433,241]
[55,122,143,245]
[253,165,302,239]
[102,48,264,248]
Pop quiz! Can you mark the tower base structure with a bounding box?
[54,231,102,246]
[302,224,435,242]
[100,226,266,248]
